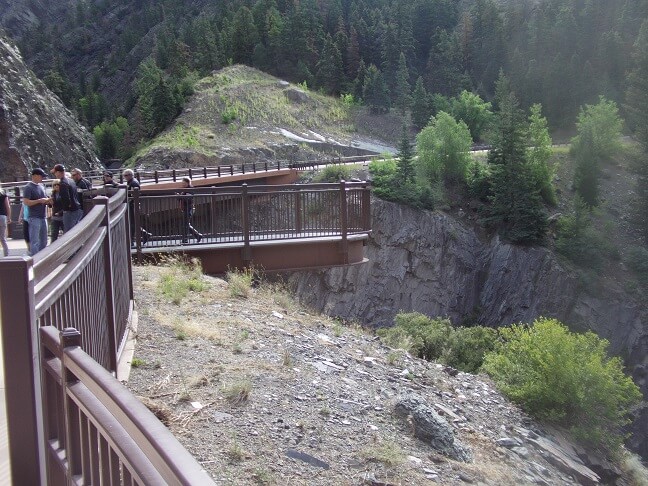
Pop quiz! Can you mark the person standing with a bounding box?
[52,164,83,232]
[179,177,203,244]
[22,168,50,256]
[0,184,12,256]
[123,169,151,244]
[18,203,30,252]
[103,171,119,188]
[49,181,64,242]
[70,168,93,191]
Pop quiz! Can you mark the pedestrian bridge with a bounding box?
[0,178,372,484]
[128,180,371,272]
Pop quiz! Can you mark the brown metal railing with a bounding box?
[0,188,213,484]
[40,326,213,485]
[131,181,372,259]
[1,153,381,191]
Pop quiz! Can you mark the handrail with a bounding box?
[131,180,372,259]
[0,154,381,192]
[0,188,135,484]
[41,326,214,485]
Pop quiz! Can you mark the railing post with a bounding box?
[172,169,177,182]
[230,165,234,176]
[218,166,221,177]
[241,184,251,263]
[60,328,83,479]
[362,182,371,231]
[295,188,302,235]
[203,167,207,178]
[154,171,159,184]
[339,180,348,262]
[189,168,193,179]
[133,188,143,263]
[93,197,119,373]
[0,257,45,485]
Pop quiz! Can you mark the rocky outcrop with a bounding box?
[290,198,648,459]
[0,36,100,180]
[394,393,472,462]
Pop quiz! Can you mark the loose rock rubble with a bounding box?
[127,265,631,485]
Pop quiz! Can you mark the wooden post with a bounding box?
[362,182,371,231]
[0,257,45,485]
[172,169,177,182]
[133,189,143,263]
[60,328,83,479]
[93,197,118,373]
[339,180,348,262]
[241,184,251,262]
[295,188,302,235]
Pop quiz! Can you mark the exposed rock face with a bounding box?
[394,393,472,462]
[291,198,648,459]
[0,36,100,180]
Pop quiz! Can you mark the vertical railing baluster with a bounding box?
[0,257,44,485]
[340,180,348,262]
[242,184,251,263]
[61,328,83,480]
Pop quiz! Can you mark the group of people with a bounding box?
[14,166,204,257]
[21,165,93,256]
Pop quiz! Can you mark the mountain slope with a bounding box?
[0,35,100,179]
[132,65,398,169]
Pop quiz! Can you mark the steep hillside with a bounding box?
[128,263,647,485]
[131,65,397,169]
[0,35,100,179]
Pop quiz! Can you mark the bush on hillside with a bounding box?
[482,318,641,453]
[369,160,434,210]
[313,164,352,183]
[377,312,497,372]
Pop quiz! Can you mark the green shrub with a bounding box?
[158,258,206,304]
[443,326,498,373]
[221,104,239,124]
[369,160,434,210]
[482,318,641,453]
[314,164,352,182]
[377,312,497,372]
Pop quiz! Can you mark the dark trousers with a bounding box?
[50,218,64,242]
[182,208,200,241]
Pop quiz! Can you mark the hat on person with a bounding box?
[103,171,113,177]
[31,168,47,177]
[52,164,65,173]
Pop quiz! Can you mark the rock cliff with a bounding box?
[290,198,648,459]
[0,36,100,180]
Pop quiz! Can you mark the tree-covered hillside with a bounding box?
[3,0,647,146]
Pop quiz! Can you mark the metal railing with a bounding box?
[0,153,380,191]
[40,326,212,485]
[0,188,213,484]
[131,181,372,260]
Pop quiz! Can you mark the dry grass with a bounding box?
[361,439,406,466]
[222,379,252,405]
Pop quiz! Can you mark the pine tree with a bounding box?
[625,20,648,242]
[397,124,415,183]
[411,77,431,130]
[231,6,259,65]
[316,35,344,94]
[394,52,411,115]
[362,64,390,114]
[487,77,547,244]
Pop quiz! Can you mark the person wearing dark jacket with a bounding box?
[123,169,152,244]
[51,164,82,232]
[179,177,203,244]
[103,171,119,188]
[49,181,64,242]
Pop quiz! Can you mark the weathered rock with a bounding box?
[528,436,600,485]
[394,393,472,462]
[290,198,648,458]
[0,36,101,179]
[283,88,310,104]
